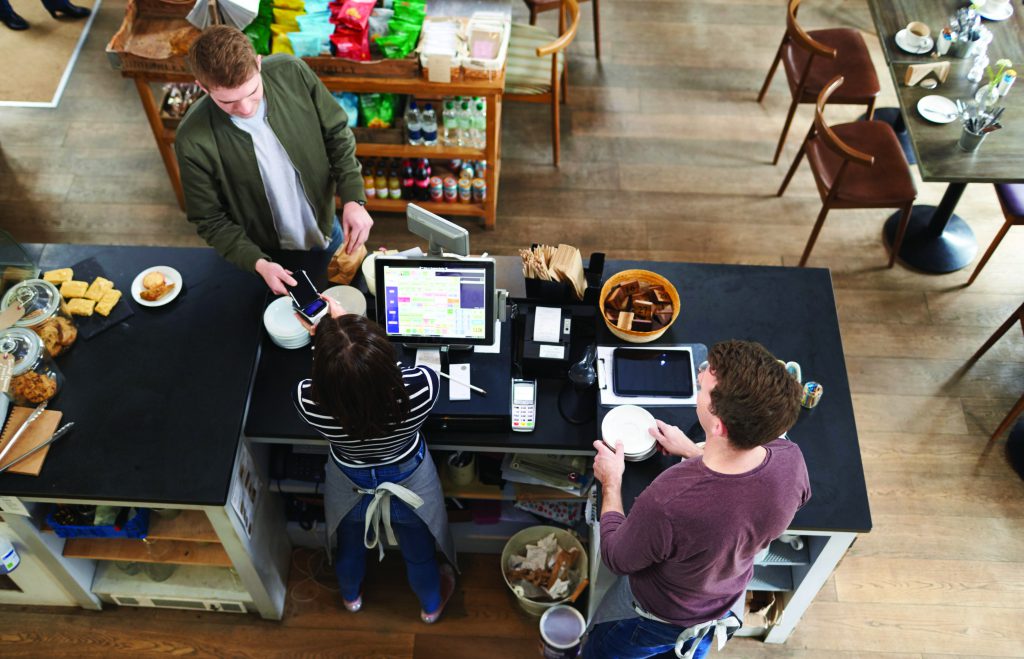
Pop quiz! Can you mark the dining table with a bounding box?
[866,0,1024,273]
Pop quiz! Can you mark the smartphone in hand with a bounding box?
[287,270,328,324]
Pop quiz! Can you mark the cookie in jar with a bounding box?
[1,279,76,358]
[0,327,63,405]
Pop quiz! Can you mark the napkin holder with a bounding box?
[904,61,951,87]
[523,251,605,306]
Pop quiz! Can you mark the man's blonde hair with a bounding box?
[188,25,258,90]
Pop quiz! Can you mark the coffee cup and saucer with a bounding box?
[895,21,934,54]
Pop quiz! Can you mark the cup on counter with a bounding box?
[905,21,931,48]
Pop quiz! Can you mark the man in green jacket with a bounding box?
[175,25,373,294]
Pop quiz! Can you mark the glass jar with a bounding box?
[1,279,76,358]
[0,327,63,405]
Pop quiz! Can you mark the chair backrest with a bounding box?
[786,0,837,59]
[813,75,874,168]
[535,0,581,57]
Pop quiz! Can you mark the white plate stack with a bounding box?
[263,297,311,349]
[601,405,658,462]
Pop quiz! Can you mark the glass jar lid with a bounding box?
[1,279,60,328]
[0,327,43,376]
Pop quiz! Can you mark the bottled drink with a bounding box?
[388,163,402,200]
[406,99,422,146]
[414,159,430,201]
[458,101,472,147]
[442,101,458,146]
[401,159,415,200]
[375,167,388,200]
[421,103,438,146]
[362,160,376,199]
[472,101,487,149]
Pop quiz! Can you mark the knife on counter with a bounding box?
[0,422,74,475]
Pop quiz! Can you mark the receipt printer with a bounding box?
[522,306,572,378]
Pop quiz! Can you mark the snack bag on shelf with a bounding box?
[330,0,375,32]
[330,27,371,61]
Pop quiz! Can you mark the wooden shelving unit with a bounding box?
[147,511,219,543]
[439,470,587,501]
[62,538,232,567]
[365,198,486,216]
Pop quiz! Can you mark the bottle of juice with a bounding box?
[362,160,376,198]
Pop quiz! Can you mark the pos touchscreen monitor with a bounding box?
[374,257,495,347]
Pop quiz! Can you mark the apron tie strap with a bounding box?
[632,601,740,659]
[357,482,424,561]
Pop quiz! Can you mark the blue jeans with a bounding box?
[335,443,441,612]
[324,216,344,254]
[582,613,736,659]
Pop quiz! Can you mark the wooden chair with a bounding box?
[505,0,581,167]
[969,301,1024,449]
[777,76,916,268]
[758,0,880,165]
[522,0,600,59]
[966,183,1024,285]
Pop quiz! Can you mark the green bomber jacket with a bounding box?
[174,54,366,272]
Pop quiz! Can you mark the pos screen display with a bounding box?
[375,257,495,346]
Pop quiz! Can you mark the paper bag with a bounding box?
[327,241,367,285]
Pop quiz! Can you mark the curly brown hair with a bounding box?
[187,25,259,90]
[707,340,802,450]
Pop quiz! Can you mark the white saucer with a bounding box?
[895,28,934,55]
[323,285,367,316]
[917,95,959,124]
[131,266,183,307]
[601,405,657,460]
[978,1,1013,21]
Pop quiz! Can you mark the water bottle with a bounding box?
[406,99,422,146]
[458,101,472,147]
[421,103,438,146]
[472,101,487,149]
[442,101,458,146]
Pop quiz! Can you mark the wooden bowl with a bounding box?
[599,269,680,343]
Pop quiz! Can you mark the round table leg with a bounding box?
[884,206,978,273]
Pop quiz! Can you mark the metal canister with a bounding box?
[460,163,475,180]
[471,177,486,202]
[457,177,473,203]
[443,176,458,203]
[475,160,487,177]
[429,176,444,201]
[801,381,823,409]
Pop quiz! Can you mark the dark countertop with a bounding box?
[0,248,869,533]
[0,245,265,506]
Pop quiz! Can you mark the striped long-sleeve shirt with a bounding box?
[293,365,439,468]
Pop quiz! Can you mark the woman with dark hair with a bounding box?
[293,296,456,623]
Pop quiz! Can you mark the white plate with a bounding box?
[978,1,1013,21]
[323,285,367,316]
[601,405,657,458]
[895,28,934,55]
[917,95,959,124]
[131,266,183,307]
[263,296,310,345]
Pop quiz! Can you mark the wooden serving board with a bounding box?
[0,407,63,475]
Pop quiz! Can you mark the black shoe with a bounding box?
[1,0,29,29]
[41,0,90,19]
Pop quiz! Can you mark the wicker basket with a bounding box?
[599,269,680,343]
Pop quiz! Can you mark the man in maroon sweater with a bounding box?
[583,340,811,659]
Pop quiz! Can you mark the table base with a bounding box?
[884,205,978,273]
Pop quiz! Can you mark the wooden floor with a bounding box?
[2,0,1024,656]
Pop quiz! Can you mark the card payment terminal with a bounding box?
[511,379,537,432]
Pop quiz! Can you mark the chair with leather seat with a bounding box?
[522,0,599,59]
[505,0,581,167]
[966,183,1024,285]
[777,75,916,268]
[968,300,1024,451]
[758,0,880,165]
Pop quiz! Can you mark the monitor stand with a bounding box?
[411,345,474,375]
